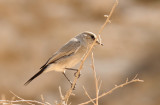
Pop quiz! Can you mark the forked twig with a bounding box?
[62,0,119,104]
[82,86,95,105]
[9,90,34,105]
[1,90,51,105]
[79,77,144,105]
[91,52,100,105]
[82,53,101,105]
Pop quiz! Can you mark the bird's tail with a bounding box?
[24,65,48,86]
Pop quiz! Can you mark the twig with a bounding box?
[62,0,119,104]
[98,80,102,91]
[82,86,95,105]
[91,52,99,105]
[9,90,34,105]
[40,94,45,105]
[79,78,144,105]
[59,86,64,101]
[97,0,118,42]
[8,90,51,105]
[0,100,49,105]
[133,74,138,80]
[98,0,118,35]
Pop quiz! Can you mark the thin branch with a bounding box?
[132,74,138,80]
[40,94,45,105]
[98,80,102,91]
[97,0,118,42]
[8,90,51,105]
[0,100,49,105]
[126,78,128,82]
[82,86,95,105]
[91,52,99,105]
[98,0,118,36]
[79,78,144,105]
[62,0,119,104]
[59,86,64,101]
[9,90,34,105]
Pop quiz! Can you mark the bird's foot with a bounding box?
[74,71,81,78]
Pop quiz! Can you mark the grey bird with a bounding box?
[24,31,102,86]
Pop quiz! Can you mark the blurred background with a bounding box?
[0,0,160,105]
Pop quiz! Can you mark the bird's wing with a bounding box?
[24,38,81,86]
[41,38,81,67]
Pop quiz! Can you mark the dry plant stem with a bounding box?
[63,23,97,104]
[98,80,102,92]
[7,91,51,105]
[0,100,49,105]
[83,86,95,105]
[59,86,64,100]
[41,94,45,105]
[91,52,99,105]
[79,78,144,105]
[9,90,34,105]
[97,0,118,41]
[62,0,119,104]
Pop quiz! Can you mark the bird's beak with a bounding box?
[96,40,103,46]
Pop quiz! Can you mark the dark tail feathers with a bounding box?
[24,65,48,86]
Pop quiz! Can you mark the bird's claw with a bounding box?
[74,71,81,78]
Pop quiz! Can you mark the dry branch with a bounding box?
[91,52,99,105]
[82,86,95,105]
[79,78,144,105]
[41,94,45,105]
[0,100,49,105]
[0,91,51,105]
[62,0,119,104]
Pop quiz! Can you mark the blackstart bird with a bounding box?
[24,31,103,87]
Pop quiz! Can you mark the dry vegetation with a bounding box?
[0,0,144,105]
[0,76,143,105]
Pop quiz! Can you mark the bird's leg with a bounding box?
[62,72,76,90]
[65,68,78,71]
[65,68,81,78]
[62,72,72,84]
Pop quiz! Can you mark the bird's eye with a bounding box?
[90,35,95,40]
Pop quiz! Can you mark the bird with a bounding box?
[24,31,103,87]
